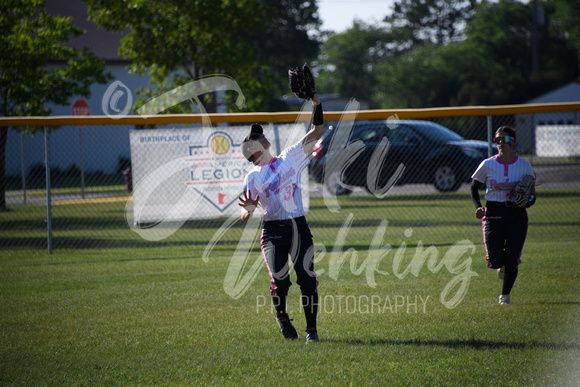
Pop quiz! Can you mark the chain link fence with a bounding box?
[2,104,579,253]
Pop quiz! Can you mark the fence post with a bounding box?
[45,127,53,254]
[80,127,85,199]
[487,116,493,157]
[21,131,26,205]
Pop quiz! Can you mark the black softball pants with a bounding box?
[482,201,529,270]
[260,216,318,328]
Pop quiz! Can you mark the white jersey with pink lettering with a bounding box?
[471,155,535,203]
[243,140,309,222]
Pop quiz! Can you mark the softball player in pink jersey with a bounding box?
[470,126,536,305]
[238,94,324,342]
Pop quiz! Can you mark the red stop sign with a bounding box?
[72,98,90,116]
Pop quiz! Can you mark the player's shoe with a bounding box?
[305,328,319,343]
[498,294,511,305]
[276,315,298,340]
[497,266,505,280]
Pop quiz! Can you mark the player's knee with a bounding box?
[505,261,519,271]
[297,276,318,295]
[270,282,290,297]
[487,257,503,269]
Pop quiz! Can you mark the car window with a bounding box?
[387,125,421,144]
[350,124,386,143]
[411,122,464,142]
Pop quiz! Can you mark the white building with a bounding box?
[515,81,580,154]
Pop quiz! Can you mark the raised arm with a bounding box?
[302,94,324,154]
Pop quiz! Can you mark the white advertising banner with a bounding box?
[129,123,310,223]
[536,125,580,157]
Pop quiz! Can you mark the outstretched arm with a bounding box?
[302,94,324,154]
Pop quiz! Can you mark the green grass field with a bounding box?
[1,190,579,385]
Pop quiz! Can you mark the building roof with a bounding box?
[45,0,128,63]
[527,81,580,104]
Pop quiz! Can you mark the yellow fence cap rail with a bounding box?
[1,102,579,127]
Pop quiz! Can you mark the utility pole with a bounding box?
[532,0,539,74]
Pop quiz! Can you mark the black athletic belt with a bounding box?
[263,216,306,228]
[486,201,526,210]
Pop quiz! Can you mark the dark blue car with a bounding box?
[309,120,495,195]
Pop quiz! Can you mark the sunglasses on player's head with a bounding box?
[493,135,515,144]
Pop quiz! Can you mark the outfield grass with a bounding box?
[1,190,579,385]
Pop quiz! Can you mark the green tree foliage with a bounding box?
[384,0,478,47]
[86,0,269,112]
[85,0,321,112]
[253,0,321,109]
[318,21,391,104]
[319,0,479,107]
[548,0,580,62]
[0,0,111,211]
[374,43,471,108]
[456,0,580,105]
[325,0,580,109]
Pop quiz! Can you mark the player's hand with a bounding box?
[238,190,260,212]
[475,207,485,220]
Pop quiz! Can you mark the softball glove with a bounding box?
[509,174,535,208]
[288,65,316,100]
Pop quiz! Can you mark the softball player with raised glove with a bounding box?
[470,126,536,305]
[238,72,323,342]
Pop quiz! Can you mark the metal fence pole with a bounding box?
[45,127,52,254]
[80,126,85,199]
[21,131,26,205]
[487,116,493,157]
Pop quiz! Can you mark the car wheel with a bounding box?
[433,164,461,192]
[324,171,351,196]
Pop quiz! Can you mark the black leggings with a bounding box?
[260,216,318,326]
[482,202,528,270]
[261,216,318,295]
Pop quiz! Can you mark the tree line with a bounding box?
[81,0,580,110]
[318,0,580,108]
[3,0,579,114]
